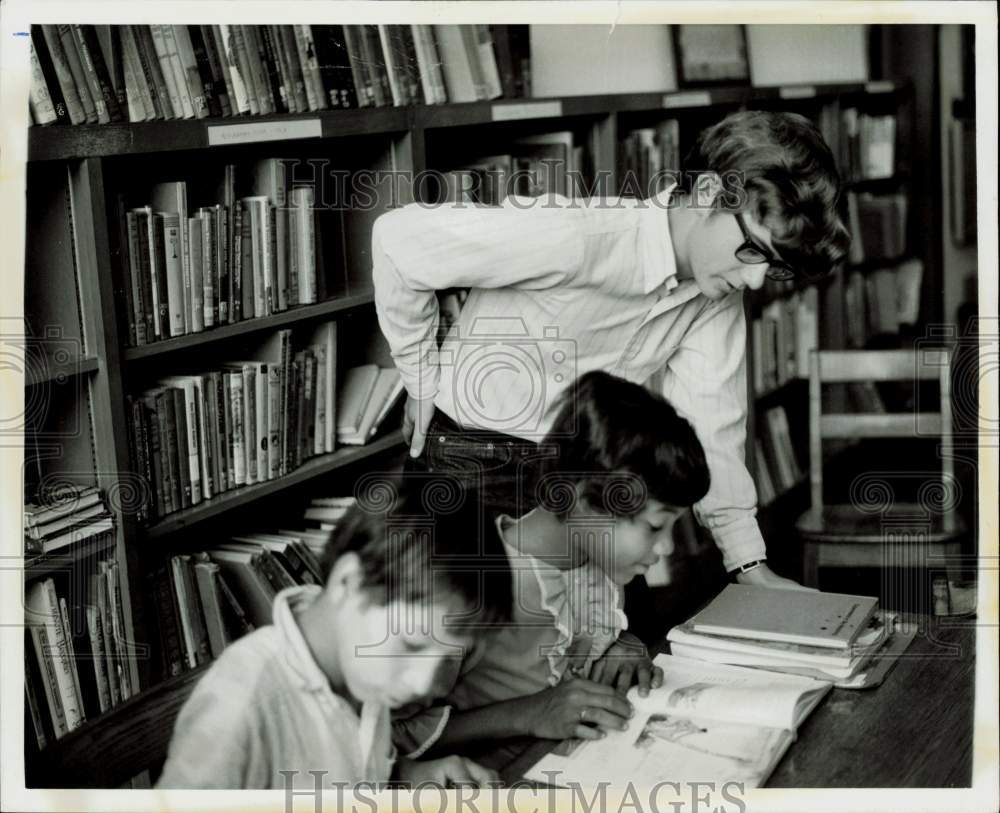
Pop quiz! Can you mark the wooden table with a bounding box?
[500,616,976,788]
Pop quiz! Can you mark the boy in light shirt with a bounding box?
[158,478,511,789]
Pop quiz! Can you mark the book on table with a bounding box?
[686,584,879,650]
[526,654,831,789]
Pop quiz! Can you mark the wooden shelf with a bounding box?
[25,355,99,388]
[28,82,899,162]
[143,432,406,539]
[123,291,374,363]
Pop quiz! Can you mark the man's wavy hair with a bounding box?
[680,110,851,279]
[536,371,710,520]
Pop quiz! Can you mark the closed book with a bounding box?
[157,387,185,510]
[312,25,358,109]
[57,596,87,722]
[289,186,316,304]
[239,26,269,114]
[29,41,61,125]
[151,24,192,119]
[185,25,221,117]
[152,390,178,514]
[25,486,101,526]
[217,25,252,115]
[24,634,53,749]
[34,516,114,555]
[145,565,184,680]
[162,25,195,118]
[92,567,122,706]
[226,371,246,486]
[75,25,123,122]
[336,364,380,436]
[148,211,172,337]
[339,368,402,445]
[377,25,407,106]
[26,579,85,733]
[107,561,134,700]
[38,26,86,124]
[25,501,107,541]
[28,619,68,738]
[57,24,98,123]
[193,556,232,658]
[294,25,327,111]
[214,567,255,638]
[170,556,212,666]
[207,548,276,627]
[161,377,203,504]
[198,24,231,116]
[210,26,239,115]
[84,603,112,714]
[689,585,879,650]
[434,25,478,103]
[251,159,290,311]
[411,25,447,105]
[267,363,282,478]
[258,26,289,113]
[187,217,205,334]
[132,25,171,119]
[142,394,168,516]
[276,25,309,112]
[341,26,372,107]
[151,182,191,333]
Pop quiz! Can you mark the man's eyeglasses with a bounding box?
[733,212,796,282]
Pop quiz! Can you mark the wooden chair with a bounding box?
[28,666,206,788]
[796,349,966,590]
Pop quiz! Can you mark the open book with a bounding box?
[526,654,831,789]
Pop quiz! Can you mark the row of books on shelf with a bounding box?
[846,190,908,265]
[750,287,818,397]
[618,120,680,198]
[440,131,585,204]
[148,496,356,681]
[126,324,404,523]
[119,162,318,348]
[840,109,897,181]
[24,485,114,557]
[29,24,531,127]
[843,258,923,346]
[754,405,803,505]
[25,554,134,749]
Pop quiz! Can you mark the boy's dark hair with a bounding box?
[537,371,710,519]
[320,477,512,627]
[680,110,851,278]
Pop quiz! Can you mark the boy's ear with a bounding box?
[692,171,724,212]
[327,551,364,598]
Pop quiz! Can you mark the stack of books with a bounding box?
[303,496,357,533]
[619,119,680,198]
[24,556,134,749]
[840,108,897,181]
[750,287,819,397]
[667,585,899,685]
[29,24,531,126]
[753,405,804,505]
[24,485,114,558]
[335,365,404,446]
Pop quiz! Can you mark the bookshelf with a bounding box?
[24,21,924,781]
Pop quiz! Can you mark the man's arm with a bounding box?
[662,294,804,589]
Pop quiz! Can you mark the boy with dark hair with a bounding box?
[373,109,849,589]
[157,479,511,789]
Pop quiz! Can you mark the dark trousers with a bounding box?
[405,409,656,642]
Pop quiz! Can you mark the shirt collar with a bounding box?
[639,184,680,296]
[273,584,332,692]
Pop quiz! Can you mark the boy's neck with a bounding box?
[667,191,696,281]
[298,593,360,713]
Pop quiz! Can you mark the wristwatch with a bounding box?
[729,559,767,579]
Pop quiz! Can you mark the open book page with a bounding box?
[526,655,831,788]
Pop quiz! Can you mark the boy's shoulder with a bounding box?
[190,626,287,700]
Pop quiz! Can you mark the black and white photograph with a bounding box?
[1,3,996,812]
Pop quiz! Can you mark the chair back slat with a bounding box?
[816,349,945,382]
[820,413,943,438]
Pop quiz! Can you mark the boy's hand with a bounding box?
[395,755,498,787]
[589,632,663,697]
[736,562,815,591]
[403,395,436,458]
[517,678,633,741]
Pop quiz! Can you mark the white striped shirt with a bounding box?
[372,190,764,570]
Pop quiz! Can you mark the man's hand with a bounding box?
[394,755,498,787]
[736,562,815,591]
[588,632,663,697]
[402,395,436,458]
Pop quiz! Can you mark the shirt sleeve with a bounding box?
[155,673,268,789]
[661,293,767,571]
[372,198,585,402]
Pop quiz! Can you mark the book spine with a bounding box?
[230,202,242,323]
[149,565,185,677]
[255,362,269,481]
[69,25,110,122]
[210,372,228,492]
[180,557,213,664]
[279,332,291,475]
[291,25,319,111]
[286,357,299,473]
[56,596,86,721]
[278,25,310,113]
[32,580,85,731]
[114,200,137,347]
[162,25,195,118]
[215,206,227,327]
[246,25,277,114]
[76,25,122,122]
[24,640,51,750]
[92,568,121,707]
[84,604,111,713]
[194,377,214,499]
[169,557,198,669]
[148,25,184,120]
[202,25,233,116]
[291,187,316,304]
[180,382,203,503]
[235,26,265,116]
[267,363,282,478]
[108,562,134,699]
[157,389,180,511]
[119,28,153,121]
[342,26,373,106]
[188,216,205,333]
[267,25,296,113]
[133,26,171,119]
[161,213,186,337]
[217,25,251,115]
[168,387,192,507]
[147,396,168,517]
[269,203,284,312]
[228,372,246,486]
[313,348,326,456]
[30,623,69,738]
[193,562,230,658]
[187,25,222,117]
[242,364,258,484]
[203,373,222,496]
[38,26,85,124]
[28,42,59,125]
[257,25,288,114]
[300,25,328,110]
[56,24,98,122]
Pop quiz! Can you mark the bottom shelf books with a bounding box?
[24,557,135,750]
[526,654,832,789]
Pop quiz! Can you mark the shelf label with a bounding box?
[208,118,322,146]
[662,91,712,108]
[865,80,896,94]
[491,101,563,121]
[779,85,817,99]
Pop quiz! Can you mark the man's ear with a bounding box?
[327,551,364,599]
[692,171,723,212]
